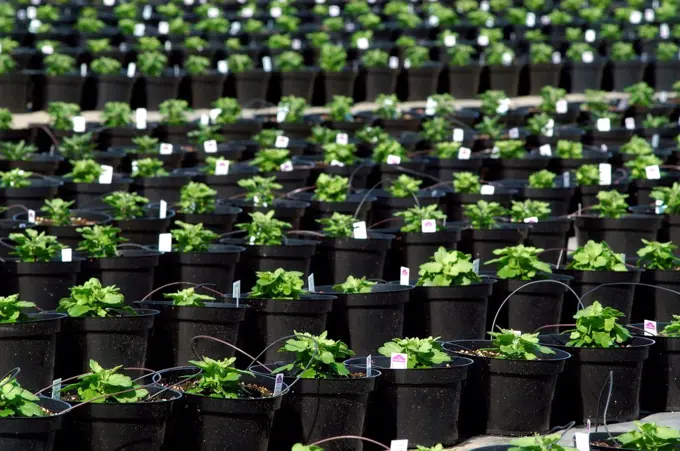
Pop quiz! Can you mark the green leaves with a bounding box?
[422,117,451,143]
[0,377,44,418]
[65,159,103,183]
[386,174,422,198]
[485,328,555,360]
[61,359,148,404]
[486,245,552,280]
[378,337,451,369]
[272,331,355,379]
[661,315,680,338]
[48,102,80,131]
[313,174,349,202]
[395,204,447,233]
[77,225,126,258]
[185,357,256,399]
[131,136,160,154]
[251,148,291,173]
[318,212,354,238]
[494,140,526,159]
[159,99,190,125]
[463,200,507,229]
[212,97,242,125]
[292,445,324,451]
[326,96,354,122]
[374,94,401,120]
[178,182,217,214]
[237,176,282,207]
[417,247,481,287]
[372,138,408,163]
[637,239,680,270]
[0,168,31,188]
[277,96,307,123]
[652,182,680,215]
[555,140,583,159]
[0,294,35,324]
[57,278,135,318]
[435,142,462,159]
[322,143,358,166]
[565,301,631,348]
[624,82,656,108]
[0,140,37,161]
[592,190,629,219]
[508,433,578,451]
[249,268,305,300]
[510,200,551,222]
[164,287,215,307]
[332,276,376,294]
[528,170,556,189]
[9,229,63,262]
[575,164,599,186]
[103,192,148,220]
[132,158,169,178]
[567,240,627,272]
[620,136,653,156]
[171,221,218,253]
[616,422,680,451]
[453,172,481,194]
[101,102,132,128]
[236,210,291,245]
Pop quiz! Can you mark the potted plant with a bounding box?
[589,422,680,450]
[509,199,570,251]
[249,147,311,193]
[345,336,472,447]
[275,50,318,102]
[446,44,481,98]
[184,54,225,109]
[444,172,516,221]
[226,53,271,106]
[451,328,569,436]
[488,139,551,180]
[55,359,180,450]
[0,53,30,112]
[0,140,63,175]
[540,302,653,424]
[551,139,610,174]
[528,43,561,95]
[57,131,124,173]
[655,42,680,91]
[314,212,394,285]
[558,240,641,322]
[43,53,83,104]
[119,135,185,171]
[634,239,680,323]
[361,49,397,101]
[90,55,135,109]
[60,158,131,209]
[575,190,662,256]
[624,153,672,205]
[156,98,193,144]
[610,42,645,91]
[274,95,314,139]
[76,224,160,304]
[102,191,174,245]
[485,43,521,97]
[406,247,496,340]
[138,50,182,109]
[211,96,263,141]
[565,42,604,93]
[574,163,628,208]
[404,45,442,101]
[2,228,81,310]
[230,176,309,229]
[652,182,680,243]
[130,157,191,204]
[319,43,356,101]
[172,181,241,234]
[98,102,145,149]
[251,331,377,451]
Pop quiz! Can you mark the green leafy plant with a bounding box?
[251,148,291,173]
[322,143,358,166]
[132,158,168,178]
[183,357,257,398]
[102,192,148,220]
[378,337,451,368]
[159,99,190,125]
[657,42,679,62]
[486,245,552,280]
[625,154,664,180]
[130,136,160,155]
[453,172,481,193]
[185,55,211,75]
[138,51,167,77]
[90,56,121,75]
[447,44,475,66]
[317,212,354,238]
[495,140,526,159]
[9,229,62,262]
[0,294,35,324]
[636,239,680,270]
[652,182,680,214]
[44,53,75,76]
[310,126,339,146]
[171,221,218,253]
[566,43,595,62]
[625,82,655,108]
[249,268,304,299]
[0,54,17,75]
[188,125,223,146]
[326,96,354,122]
[538,87,567,114]
[0,141,37,161]
[661,316,680,337]
[57,278,134,317]
[361,49,389,68]
[77,225,125,258]
[611,42,637,62]
[417,247,481,287]
[277,96,307,123]
[357,126,389,145]
[463,200,507,229]
[272,331,354,378]
[421,117,450,143]
[600,24,622,40]
[555,140,583,159]
[184,36,208,52]
[227,54,254,73]
[164,288,215,307]
[0,377,44,417]
[60,133,97,160]
[101,102,132,128]
[0,168,30,188]
[276,51,304,72]
[395,204,447,233]
[0,108,11,131]
[313,174,348,202]
[508,433,577,451]
[212,97,241,124]
[485,329,555,360]
[372,139,408,163]
[566,240,627,271]
[530,43,555,64]
[319,44,347,72]
[528,170,556,189]
[65,159,103,184]
[592,190,629,219]
[386,175,421,198]
[526,112,554,137]
[178,182,217,214]
[615,422,680,451]
[40,198,75,226]
[434,142,462,159]
[485,43,515,66]
[575,164,599,186]
[565,301,631,347]
[236,211,291,245]
[48,102,80,131]
[642,115,670,129]
[405,46,431,68]
[61,359,148,403]
[374,94,400,120]
[510,200,551,222]
[237,176,282,207]
[332,276,376,294]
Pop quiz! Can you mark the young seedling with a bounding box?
[237,176,282,207]
[0,377,44,417]
[9,229,63,262]
[528,170,556,189]
[212,97,242,124]
[57,278,135,317]
[61,359,148,402]
[636,239,680,270]
[326,96,354,122]
[508,433,578,451]
[395,204,447,233]
[386,175,421,198]
[132,158,169,178]
[101,102,132,128]
[47,102,81,131]
[177,182,217,214]
[130,136,160,155]
[313,174,349,203]
[60,133,98,160]
[164,288,215,307]
[171,221,218,252]
[235,211,292,245]
[40,199,75,226]
[65,159,103,183]
[422,117,451,143]
[486,245,552,280]
[591,190,629,219]
[103,192,149,220]
[625,155,663,180]
[332,276,376,294]
[652,182,680,214]
[565,301,631,348]
[463,201,508,229]
[77,225,126,258]
[317,212,354,238]
[184,357,258,398]
[510,200,552,222]
[566,240,627,271]
[417,247,481,286]
[484,329,556,360]
[248,268,305,300]
[494,140,526,159]
[453,172,481,193]
[159,99,191,125]
[322,143,358,166]
[616,422,680,450]
[555,140,583,159]
[378,337,451,368]
[0,141,37,161]
[251,149,292,173]
[0,294,36,324]
[272,331,355,378]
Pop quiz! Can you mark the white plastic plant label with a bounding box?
[582,51,594,63]
[473,258,480,274]
[507,128,520,139]
[241,7,253,17]
[596,118,611,132]
[274,135,289,148]
[51,378,61,400]
[41,45,54,55]
[209,108,222,123]
[480,185,495,195]
[524,216,539,223]
[645,8,655,21]
[477,35,490,46]
[127,62,136,78]
[203,140,218,154]
[453,128,464,142]
[27,6,36,19]
[552,52,561,64]
[585,29,596,42]
[391,440,409,451]
[280,161,294,172]
[308,274,315,292]
[444,35,456,47]
[330,160,344,167]
[386,155,401,165]
[599,163,612,185]
[336,133,348,145]
[273,373,284,395]
[624,117,636,130]
[158,233,172,252]
[270,6,282,17]
[28,19,42,34]
[390,353,408,369]
[160,143,173,155]
[629,10,642,23]
[232,280,241,306]
[28,209,35,223]
[644,320,658,336]
[421,219,436,233]
[217,60,228,74]
[262,56,272,72]
[134,23,145,37]
[652,134,660,148]
[207,6,219,17]
[357,37,370,49]
[526,12,536,27]
[501,52,513,66]
[645,165,661,180]
[352,221,367,239]
[399,267,410,285]
[389,56,399,69]
[556,99,568,114]
[135,108,147,129]
[660,23,670,39]
[99,165,113,184]
[497,98,510,114]
[458,147,471,160]
[539,144,552,156]
[366,355,372,376]
[72,116,86,133]
[142,4,152,19]
[104,0,115,5]
[574,432,590,451]
[329,5,340,16]
[428,15,439,26]
[215,159,230,175]
[61,248,72,262]
[292,39,301,50]
[480,0,489,10]
[563,172,571,187]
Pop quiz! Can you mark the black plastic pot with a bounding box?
[253,363,377,451]
[426,155,484,183]
[0,312,65,392]
[488,63,521,97]
[579,182,629,208]
[131,174,192,204]
[376,159,428,186]
[113,207,175,245]
[347,355,472,448]
[447,63,482,98]
[173,204,242,234]
[2,259,82,310]
[406,280,496,340]
[488,156,551,181]
[0,72,30,112]
[238,294,334,362]
[78,249,161,305]
[166,370,283,451]
[459,225,529,270]
[56,308,157,377]
[489,274,573,333]
[364,67,398,101]
[280,68,319,102]
[0,397,70,451]
[234,70,271,105]
[0,153,64,175]
[96,73,136,109]
[145,74,182,110]
[60,178,131,209]
[528,62,562,95]
[99,126,146,149]
[406,63,443,101]
[190,72,226,109]
[636,270,680,322]
[540,334,652,424]
[557,268,642,323]
[0,179,62,218]
[568,60,605,93]
[383,227,462,278]
[450,339,570,436]
[522,186,575,217]
[320,284,410,356]
[59,384,180,451]
[324,69,357,101]
[45,73,84,104]
[574,215,663,256]
[611,59,645,91]
[525,218,571,251]
[655,59,680,91]
[155,244,244,295]
[314,233,394,285]
[139,300,247,368]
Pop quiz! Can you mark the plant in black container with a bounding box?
[98,102,145,149]
[44,52,83,105]
[231,175,309,229]
[652,182,680,243]
[173,181,240,234]
[655,42,680,91]
[275,95,314,139]
[91,56,135,109]
[540,301,653,424]
[319,44,356,101]
[361,49,397,101]
[252,331,377,451]
[510,199,569,251]
[446,44,480,98]
[0,53,30,112]
[139,50,182,110]
[227,53,271,106]
[185,54,225,109]
[0,138,62,174]
[633,239,680,324]
[276,51,318,103]
[102,191,173,245]
[490,138,550,180]
[528,43,561,95]
[212,96,263,141]
[485,43,521,97]
[624,153,670,205]
[403,45,442,101]
[565,42,604,93]
[249,146,311,193]
[61,158,130,209]
[157,98,193,145]
[56,359,180,451]
[610,42,645,91]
